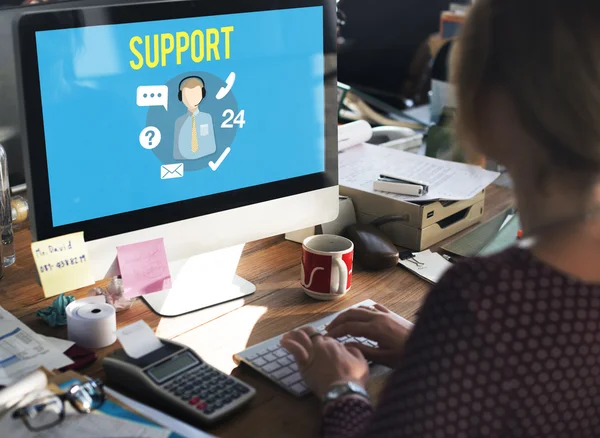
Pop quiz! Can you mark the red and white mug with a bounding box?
[301,235,354,300]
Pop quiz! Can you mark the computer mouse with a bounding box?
[345,224,399,271]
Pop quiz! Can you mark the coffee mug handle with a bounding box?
[332,258,348,295]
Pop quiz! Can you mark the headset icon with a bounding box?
[177,76,207,104]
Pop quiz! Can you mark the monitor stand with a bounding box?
[142,244,256,317]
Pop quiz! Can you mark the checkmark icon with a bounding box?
[209,147,231,171]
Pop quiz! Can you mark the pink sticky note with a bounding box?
[116,238,172,299]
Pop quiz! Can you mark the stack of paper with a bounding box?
[0,307,73,386]
[339,144,500,203]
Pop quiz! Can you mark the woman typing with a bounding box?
[282,1,600,436]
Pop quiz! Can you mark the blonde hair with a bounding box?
[452,0,600,174]
[180,77,204,90]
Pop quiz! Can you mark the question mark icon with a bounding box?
[139,126,161,150]
[145,130,155,146]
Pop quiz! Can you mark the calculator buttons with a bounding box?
[235,384,249,394]
[174,365,254,419]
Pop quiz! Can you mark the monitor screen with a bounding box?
[34,6,325,227]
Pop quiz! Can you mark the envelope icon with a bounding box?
[161,163,184,179]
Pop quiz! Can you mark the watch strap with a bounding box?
[322,381,370,405]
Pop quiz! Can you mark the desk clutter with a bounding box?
[0,306,74,386]
[0,369,213,437]
[0,309,255,433]
[31,232,173,301]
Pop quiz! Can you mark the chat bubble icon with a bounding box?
[136,85,169,110]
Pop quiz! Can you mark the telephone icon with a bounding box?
[216,72,236,100]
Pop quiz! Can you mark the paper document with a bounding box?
[107,388,215,438]
[398,250,453,284]
[0,388,170,438]
[0,307,73,386]
[31,232,95,298]
[39,335,75,353]
[340,144,499,202]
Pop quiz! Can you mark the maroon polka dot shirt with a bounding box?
[322,247,600,437]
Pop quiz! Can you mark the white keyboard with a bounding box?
[233,299,411,397]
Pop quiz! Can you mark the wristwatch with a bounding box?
[322,381,370,405]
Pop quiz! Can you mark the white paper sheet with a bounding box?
[0,307,73,386]
[38,336,75,353]
[398,250,453,284]
[116,320,163,359]
[0,388,169,438]
[339,144,500,202]
[107,388,215,438]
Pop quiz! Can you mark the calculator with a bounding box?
[103,339,255,425]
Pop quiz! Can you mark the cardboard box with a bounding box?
[340,185,485,251]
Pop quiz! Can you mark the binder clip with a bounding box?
[399,251,425,267]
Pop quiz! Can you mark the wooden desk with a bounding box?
[1,185,512,437]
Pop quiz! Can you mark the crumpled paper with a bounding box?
[36,294,75,327]
[88,277,134,312]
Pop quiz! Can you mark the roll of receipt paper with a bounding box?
[66,296,117,349]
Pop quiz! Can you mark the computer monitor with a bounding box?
[15,0,338,316]
[1,0,172,188]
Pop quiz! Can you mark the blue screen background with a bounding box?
[36,7,325,227]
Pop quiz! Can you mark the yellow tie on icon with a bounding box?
[191,114,199,153]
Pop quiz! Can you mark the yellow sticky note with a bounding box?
[31,232,95,298]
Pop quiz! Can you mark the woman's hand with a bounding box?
[326,304,412,368]
[281,326,369,399]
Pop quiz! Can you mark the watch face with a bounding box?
[326,381,366,401]
[347,381,361,392]
[331,385,348,398]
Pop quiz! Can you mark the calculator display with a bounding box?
[147,352,198,383]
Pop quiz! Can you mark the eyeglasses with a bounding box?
[12,379,105,432]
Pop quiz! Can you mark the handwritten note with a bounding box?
[116,238,172,299]
[31,232,95,298]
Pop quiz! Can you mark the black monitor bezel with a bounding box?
[16,0,337,242]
